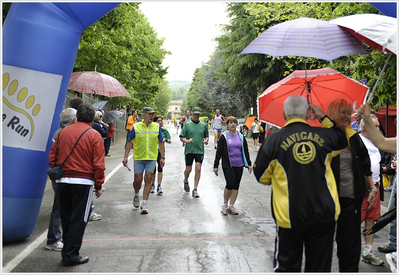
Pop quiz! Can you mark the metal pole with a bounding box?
[385,99,389,137]
[366,53,392,103]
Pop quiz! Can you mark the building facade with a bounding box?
[168,99,183,119]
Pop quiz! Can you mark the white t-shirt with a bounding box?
[252,122,260,134]
[213,114,225,129]
[360,135,381,184]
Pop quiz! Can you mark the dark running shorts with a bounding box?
[185,154,204,166]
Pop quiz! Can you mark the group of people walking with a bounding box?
[47,96,396,272]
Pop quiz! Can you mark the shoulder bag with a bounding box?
[47,127,91,181]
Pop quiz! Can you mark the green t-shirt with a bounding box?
[158,126,171,153]
[160,126,171,140]
[180,120,209,155]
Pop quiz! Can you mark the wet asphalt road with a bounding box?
[2,124,392,273]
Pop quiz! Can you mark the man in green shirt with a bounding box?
[179,107,209,198]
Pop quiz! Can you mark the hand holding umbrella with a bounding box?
[309,104,326,121]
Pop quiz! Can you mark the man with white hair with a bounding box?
[359,114,384,266]
[253,95,348,272]
[51,108,77,142]
[46,108,77,251]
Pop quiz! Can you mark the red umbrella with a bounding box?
[68,71,131,98]
[258,68,369,128]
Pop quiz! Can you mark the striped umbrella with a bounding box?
[68,71,131,98]
[238,17,367,62]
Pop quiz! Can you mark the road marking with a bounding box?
[2,230,48,273]
[104,154,133,185]
[83,236,274,242]
[2,155,132,272]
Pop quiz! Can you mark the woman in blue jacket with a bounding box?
[214,116,252,215]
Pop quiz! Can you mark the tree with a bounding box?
[154,80,172,117]
[215,2,287,116]
[73,3,170,110]
[184,68,203,112]
[187,50,251,117]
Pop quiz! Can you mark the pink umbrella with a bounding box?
[68,71,131,98]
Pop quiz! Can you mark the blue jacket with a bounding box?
[93,120,108,138]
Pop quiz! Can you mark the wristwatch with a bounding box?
[369,187,378,193]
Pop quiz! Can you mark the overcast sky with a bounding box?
[140,1,230,82]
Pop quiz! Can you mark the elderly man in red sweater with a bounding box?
[49,103,105,266]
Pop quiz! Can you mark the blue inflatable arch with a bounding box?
[2,2,120,243]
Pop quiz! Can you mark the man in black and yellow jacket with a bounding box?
[253,95,347,272]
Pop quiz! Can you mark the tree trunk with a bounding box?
[252,90,258,117]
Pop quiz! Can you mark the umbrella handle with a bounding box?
[362,228,373,236]
[353,100,359,113]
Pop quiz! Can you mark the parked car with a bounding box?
[236,117,248,137]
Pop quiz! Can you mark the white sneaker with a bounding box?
[140,203,148,214]
[221,205,228,215]
[192,190,200,198]
[45,240,63,252]
[89,211,102,221]
[386,252,397,273]
[133,195,140,208]
[228,205,238,215]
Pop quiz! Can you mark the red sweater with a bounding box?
[49,122,105,190]
[107,122,116,138]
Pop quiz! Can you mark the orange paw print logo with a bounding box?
[2,73,40,141]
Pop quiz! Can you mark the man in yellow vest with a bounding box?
[122,107,165,214]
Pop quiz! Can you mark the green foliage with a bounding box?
[214,2,290,116]
[186,49,253,117]
[73,3,170,110]
[2,2,11,23]
[184,68,203,113]
[154,80,172,117]
[212,1,396,116]
[3,2,396,113]
[169,80,190,100]
[170,83,190,100]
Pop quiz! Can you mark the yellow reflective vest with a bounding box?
[132,121,160,160]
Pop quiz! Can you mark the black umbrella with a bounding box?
[103,110,124,124]
[363,207,396,236]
